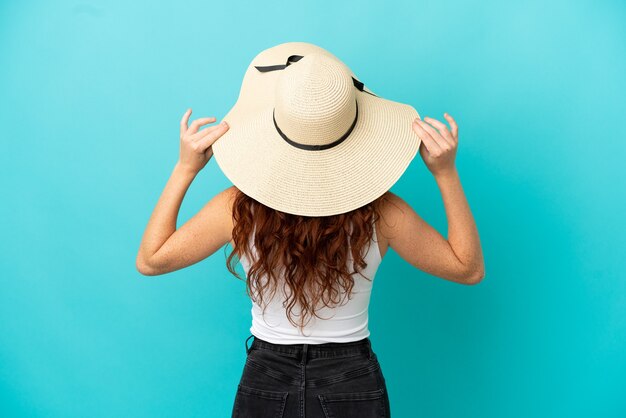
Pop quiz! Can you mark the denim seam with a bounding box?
[306,361,381,388]
[246,359,299,385]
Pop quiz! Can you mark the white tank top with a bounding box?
[240,220,383,344]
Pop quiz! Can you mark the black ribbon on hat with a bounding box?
[255,55,377,97]
[254,54,377,151]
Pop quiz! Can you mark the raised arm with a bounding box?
[136,109,232,276]
[381,113,484,285]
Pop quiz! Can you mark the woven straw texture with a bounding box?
[212,41,421,217]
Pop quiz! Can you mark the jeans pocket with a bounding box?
[317,388,387,418]
[232,383,289,418]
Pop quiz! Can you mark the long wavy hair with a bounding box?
[225,188,389,335]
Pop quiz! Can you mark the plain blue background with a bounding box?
[1,0,625,417]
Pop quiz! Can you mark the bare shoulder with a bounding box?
[135,185,241,276]
[374,190,428,259]
[373,191,400,258]
[375,190,417,237]
[374,190,475,284]
[220,184,239,216]
[222,184,240,208]
[221,185,240,246]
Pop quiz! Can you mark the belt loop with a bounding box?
[301,343,309,365]
[367,338,373,360]
[245,334,254,355]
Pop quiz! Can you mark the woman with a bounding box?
[136,43,484,418]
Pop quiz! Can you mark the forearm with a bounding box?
[434,168,484,277]
[137,162,197,264]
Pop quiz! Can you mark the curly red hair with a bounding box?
[225,188,389,334]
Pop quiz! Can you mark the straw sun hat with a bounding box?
[211,41,422,217]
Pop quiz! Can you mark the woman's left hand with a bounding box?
[178,108,229,174]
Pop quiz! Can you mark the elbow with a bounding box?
[463,266,485,285]
[454,259,485,285]
[136,255,160,276]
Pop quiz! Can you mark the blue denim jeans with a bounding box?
[231,333,391,417]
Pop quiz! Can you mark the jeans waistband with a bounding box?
[245,334,373,361]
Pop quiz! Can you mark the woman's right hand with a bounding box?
[412,113,459,177]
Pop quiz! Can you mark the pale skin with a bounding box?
[136,109,485,285]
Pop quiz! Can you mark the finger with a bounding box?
[413,120,442,155]
[423,116,455,146]
[444,113,458,140]
[193,121,230,148]
[187,117,217,135]
[189,120,228,141]
[180,108,192,137]
[415,119,450,151]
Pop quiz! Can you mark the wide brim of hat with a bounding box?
[212,86,422,217]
